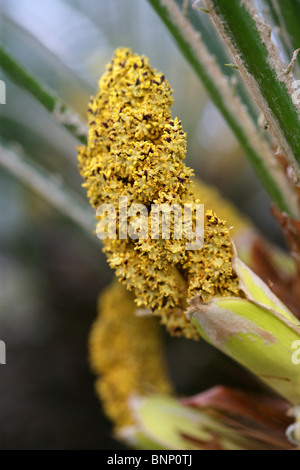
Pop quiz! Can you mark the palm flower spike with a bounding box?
[79,48,300,448]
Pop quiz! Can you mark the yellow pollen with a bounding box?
[79,48,244,341]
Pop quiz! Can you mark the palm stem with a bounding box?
[0,46,87,144]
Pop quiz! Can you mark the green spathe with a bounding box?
[232,256,298,323]
[187,251,300,404]
[189,297,300,404]
[125,394,256,450]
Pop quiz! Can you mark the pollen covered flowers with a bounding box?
[78,48,243,339]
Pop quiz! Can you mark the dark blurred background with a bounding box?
[0,0,283,449]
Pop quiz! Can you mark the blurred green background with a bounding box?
[0,0,283,449]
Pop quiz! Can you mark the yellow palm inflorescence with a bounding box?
[89,282,173,429]
[79,48,245,340]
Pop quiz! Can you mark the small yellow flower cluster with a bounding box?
[89,282,172,429]
[78,47,192,208]
[187,211,241,301]
[79,48,244,340]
